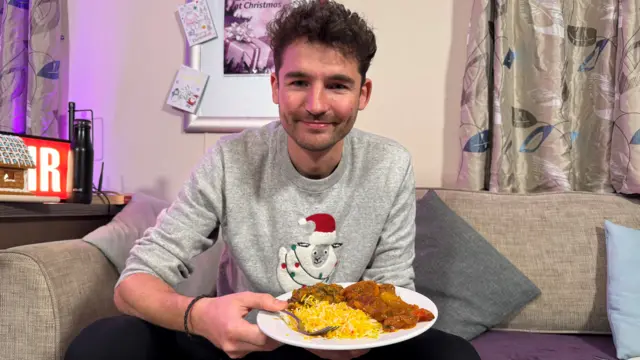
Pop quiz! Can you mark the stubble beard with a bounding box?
[283,111,358,153]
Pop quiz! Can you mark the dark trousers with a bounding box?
[65,315,481,360]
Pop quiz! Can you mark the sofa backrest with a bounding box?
[419,188,640,334]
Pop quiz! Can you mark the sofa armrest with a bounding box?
[0,239,121,360]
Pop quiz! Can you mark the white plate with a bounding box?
[256,282,438,350]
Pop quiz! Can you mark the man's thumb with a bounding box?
[241,293,288,311]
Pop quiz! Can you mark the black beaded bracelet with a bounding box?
[184,294,211,338]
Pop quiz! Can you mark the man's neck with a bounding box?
[287,137,344,179]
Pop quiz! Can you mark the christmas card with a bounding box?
[178,0,218,46]
[166,65,209,113]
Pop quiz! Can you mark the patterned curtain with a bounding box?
[0,0,63,138]
[456,0,640,194]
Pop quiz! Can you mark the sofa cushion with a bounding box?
[604,220,640,360]
[413,191,541,340]
[83,192,222,297]
[83,192,170,273]
[471,330,617,360]
[432,189,640,333]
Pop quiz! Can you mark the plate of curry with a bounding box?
[256,280,438,350]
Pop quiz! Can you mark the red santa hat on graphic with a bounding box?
[298,213,336,245]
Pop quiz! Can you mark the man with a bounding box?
[65,1,481,359]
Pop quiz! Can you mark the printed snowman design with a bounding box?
[277,213,343,292]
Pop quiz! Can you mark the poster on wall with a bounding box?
[223,0,292,76]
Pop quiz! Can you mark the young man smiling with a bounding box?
[65,1,481,359]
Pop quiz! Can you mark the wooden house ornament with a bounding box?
[0,133,36,195]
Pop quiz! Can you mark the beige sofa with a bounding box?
[1,188,639,360]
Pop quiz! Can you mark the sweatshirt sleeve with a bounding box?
[361,157,417,291]
[116,144,225,290]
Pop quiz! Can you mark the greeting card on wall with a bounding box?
[167,65,210,113]
[178,0,218,46]
[223,0,292,76]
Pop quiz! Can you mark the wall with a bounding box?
[67,0,473,201]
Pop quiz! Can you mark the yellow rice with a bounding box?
[285,295,383,339]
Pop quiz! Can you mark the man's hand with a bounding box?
[190,291,288,359]
[306,349,370,360]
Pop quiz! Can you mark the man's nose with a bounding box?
[305,85,329,117]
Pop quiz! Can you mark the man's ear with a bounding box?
[358,78,372,111]
[271,72,279,104]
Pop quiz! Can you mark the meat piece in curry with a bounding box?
[342,280,435,332]
[287,283,345,310]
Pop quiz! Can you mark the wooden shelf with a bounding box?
[0,202,122,219]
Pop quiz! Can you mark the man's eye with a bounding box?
[327,83,348,90]
[290,80,307,87]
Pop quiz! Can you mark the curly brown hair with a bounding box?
[266,0,377,84]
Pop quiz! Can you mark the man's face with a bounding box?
[270,40,372,152]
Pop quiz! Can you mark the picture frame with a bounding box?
[182,0,284,133]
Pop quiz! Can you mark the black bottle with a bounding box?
[69,102,94,204]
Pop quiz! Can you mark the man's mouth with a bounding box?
[301,121,332,129]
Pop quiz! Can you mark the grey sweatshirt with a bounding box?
[118,121,417,304]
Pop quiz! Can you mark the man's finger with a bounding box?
[260,337,282,351]
[239,337,281,352]
[230,322,272,347]
[224,335,281,357]
[225,341,264,354]
[237,292,288,312]
[226,350,250,359]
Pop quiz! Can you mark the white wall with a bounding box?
[67,0,473,201]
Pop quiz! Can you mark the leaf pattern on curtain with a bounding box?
[457,0,640,194]
[0,0,63,138]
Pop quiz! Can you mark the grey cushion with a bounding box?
[413,190,541,340]
[82,192,222,297]
[83,192,170,273]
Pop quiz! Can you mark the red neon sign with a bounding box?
[19,136,72,199]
